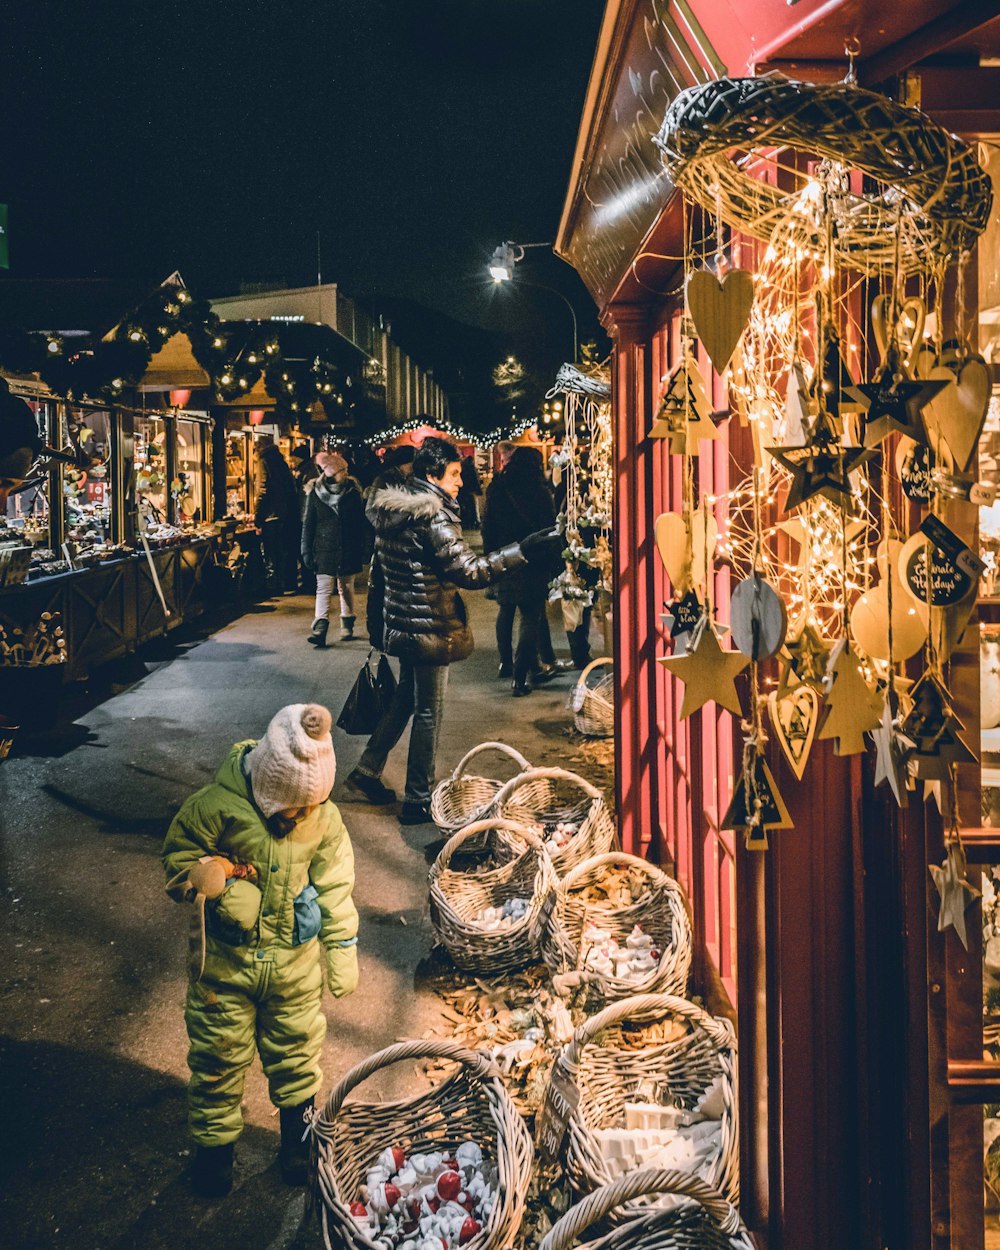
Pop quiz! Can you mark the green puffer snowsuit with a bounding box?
[162,742,359,1147]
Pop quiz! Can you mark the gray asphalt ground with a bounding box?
[0,583,592,1250]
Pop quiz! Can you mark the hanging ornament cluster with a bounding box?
[647,63,992,896]
[546,361,614,629]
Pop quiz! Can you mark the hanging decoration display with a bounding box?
[546,361,613,633]
[646,54,992,900]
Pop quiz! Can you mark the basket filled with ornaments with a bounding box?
[542,853,692,1006]
[311,1039,533,1250]
[429,818,558,976]
[491,767,616,877]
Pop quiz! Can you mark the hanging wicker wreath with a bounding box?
[653,74,992,271]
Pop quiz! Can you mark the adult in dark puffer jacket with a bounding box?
[345,436,560,824]
[301,451,366,645]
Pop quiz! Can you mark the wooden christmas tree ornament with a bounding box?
[722,752,793,849]
[652,352,714,452]
[685,268,755,375]
[818,645,884,756]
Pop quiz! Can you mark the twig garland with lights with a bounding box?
[649,62,992,880]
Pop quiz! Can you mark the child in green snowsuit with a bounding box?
[163,703,358,1198]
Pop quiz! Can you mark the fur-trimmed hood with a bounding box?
[366,479,453,534]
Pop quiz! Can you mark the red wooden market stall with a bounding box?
[557,2,1000,1247]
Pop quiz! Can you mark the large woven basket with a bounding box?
[429,818,559,976]
[543,853,692,1004]
[492,767,616,877]
[312,1039,533,1250]
[539,1170,752,1250]
[552,994,738,1213]
[431,741,532,839]
[571,658,615,738]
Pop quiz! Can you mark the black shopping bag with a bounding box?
[337,650,398,735]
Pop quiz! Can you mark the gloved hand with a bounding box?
[326,942,359,998]
[519,527,563,564]
[302,555,315,572]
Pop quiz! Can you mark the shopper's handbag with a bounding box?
[336,650,397,735]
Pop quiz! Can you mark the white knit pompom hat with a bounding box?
[247,703,336,817]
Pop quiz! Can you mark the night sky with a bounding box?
[1,1,608,377]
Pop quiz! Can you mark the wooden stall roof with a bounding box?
[557,0,1000,316]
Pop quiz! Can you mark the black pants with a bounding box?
[496,591,554,683]
[261,518,300,593]
[566,605,593,668]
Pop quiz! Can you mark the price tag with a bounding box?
[919,515,985,580]
[535,1063,580,1162]
[971,482,999,507]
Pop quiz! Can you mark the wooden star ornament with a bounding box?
[870,695,912,807]
[659,621,748,719]
[929,839,980,950]
[846,362,950,449]
[768,427,875,511]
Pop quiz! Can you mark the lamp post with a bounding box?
[488,241,579,363]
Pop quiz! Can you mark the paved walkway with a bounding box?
[0,583,595,1250]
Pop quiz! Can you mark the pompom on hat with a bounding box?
[247,703,336,817]
[316,450,348,477]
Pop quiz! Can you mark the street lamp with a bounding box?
[488,239,579,362]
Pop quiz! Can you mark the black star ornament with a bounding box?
[846,365,951,449]
[665,591,704,638]
[768,428,875,511]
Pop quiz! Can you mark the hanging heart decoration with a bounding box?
[768,683,820,780]
[686,269,755,375]
[870,294,926,373]
[654,512,692,593]
[930,358,991,472]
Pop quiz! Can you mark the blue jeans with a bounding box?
[355,659,449,805]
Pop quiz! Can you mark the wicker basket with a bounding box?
[572,658,615,738]
[539,1170,752,1250]
[543,853,692,1004]
[552,994,738,1213]
[492,767,616,877]
[429,819,559,976]
[431,741,532,841]
[312,1039,533,1250]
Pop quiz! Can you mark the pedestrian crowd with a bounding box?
[163,432,594,1197]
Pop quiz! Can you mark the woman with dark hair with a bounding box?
[481,446,562,696]
[254,443,300,595]
[347,436,559,823]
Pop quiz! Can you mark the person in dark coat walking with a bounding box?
[345,436,560,824]
[482,446,563,696]
[301,452,366,645]
[457,453,482,530]
[255,443,300,595]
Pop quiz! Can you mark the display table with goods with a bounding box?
[0,525,226,693]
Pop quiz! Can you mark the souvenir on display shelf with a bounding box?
[649,44,993,863]
[546,357,613,637]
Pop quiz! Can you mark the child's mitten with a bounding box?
[326,940,359,997]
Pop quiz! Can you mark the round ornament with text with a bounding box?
[899,532,973,606]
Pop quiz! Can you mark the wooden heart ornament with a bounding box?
[654,512,692,593]
[933,358,990,472]
[686,269,755,375]
[768,683,820,780]
[871,294,925,373]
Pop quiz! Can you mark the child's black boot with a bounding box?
[192,1142,235,1198]
[279,1097,314,1185]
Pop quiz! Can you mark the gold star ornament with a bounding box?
[659,622,749,719]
